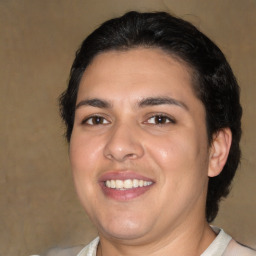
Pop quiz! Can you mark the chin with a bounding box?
[96,215,153,241]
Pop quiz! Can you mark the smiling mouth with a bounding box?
[105,179,153,190]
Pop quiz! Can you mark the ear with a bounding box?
[208,128,232,177]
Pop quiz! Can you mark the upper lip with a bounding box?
[98,170,154,183]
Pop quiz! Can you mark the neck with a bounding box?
[97,221,216,256]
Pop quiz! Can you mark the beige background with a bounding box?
[0,0,255,255]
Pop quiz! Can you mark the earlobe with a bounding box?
[208,128,232,177]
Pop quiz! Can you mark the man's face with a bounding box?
[70,48,211,243]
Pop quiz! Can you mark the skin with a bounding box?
[70,48,231,256]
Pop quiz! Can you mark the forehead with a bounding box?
[78,48,197,100]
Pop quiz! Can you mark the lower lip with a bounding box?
[100,183,153,201]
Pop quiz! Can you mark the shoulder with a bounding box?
[202,227,256,256]
[76,237,100,256]
[43,245,84,256]
[224,239,256,256]
[40,237,99,256]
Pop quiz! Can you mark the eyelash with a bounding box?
[81,114,176,126]
[144,114,176,125]
[81,115,110,125]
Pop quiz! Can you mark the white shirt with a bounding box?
[43,228,256,256]
[77,228,256,256]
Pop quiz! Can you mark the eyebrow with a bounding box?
[76,98,111,109]
[75,96,188,110]
[138,97,188,110]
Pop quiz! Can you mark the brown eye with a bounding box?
[146,115,174,125]
[83,116,109,125]
[155,116,168,124]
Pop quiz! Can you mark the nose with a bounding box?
[103,123,144,162]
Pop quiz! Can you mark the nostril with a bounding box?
[126,153,136,159]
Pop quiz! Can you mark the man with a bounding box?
[56,11,255,256]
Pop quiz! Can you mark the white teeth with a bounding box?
[106,180,111,188]
[105,179,153,189]
[133,179,139,188]
[124,179,133,189]
[144,181,152,186]
[110,180,116,188]
[115,180,123,189]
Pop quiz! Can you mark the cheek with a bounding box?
[69,133,106,203]
[69,133,103,205]
[147,130,209,182]
[69,132,103,173]
[147,134,196,168]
